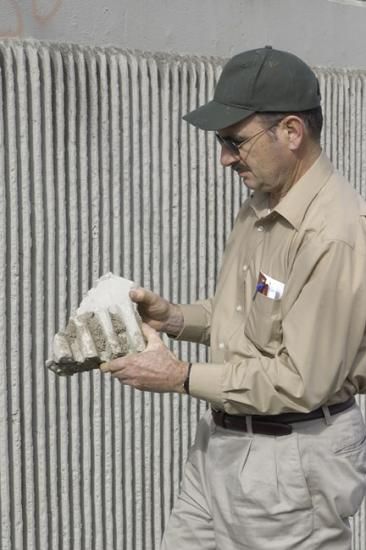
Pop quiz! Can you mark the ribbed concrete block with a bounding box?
[0,39,365,549]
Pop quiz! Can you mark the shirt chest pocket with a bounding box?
[244,293,282,354]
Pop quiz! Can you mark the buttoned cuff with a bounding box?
[189,362,226,408]
[175,304,211,343]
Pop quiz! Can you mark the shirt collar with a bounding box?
[249,153,334,229]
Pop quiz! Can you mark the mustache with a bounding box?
[232,162,250,173]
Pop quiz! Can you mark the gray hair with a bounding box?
[257,107,323,142]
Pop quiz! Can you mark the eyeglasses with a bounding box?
[215,120,282,155]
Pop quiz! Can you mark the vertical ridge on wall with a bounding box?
[39,44,59,550]
[0,40,365,550]
[3,44,24,550]
[28,43,45,550]
[0,48,11,550]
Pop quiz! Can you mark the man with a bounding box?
[102,47,366,549]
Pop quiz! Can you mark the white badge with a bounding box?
[255,271,285,300]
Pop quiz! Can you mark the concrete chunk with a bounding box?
[46,273,145,376]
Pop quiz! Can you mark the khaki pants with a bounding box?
[161,403,366,550]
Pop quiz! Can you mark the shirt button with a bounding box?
[257,225,264,232]
[218,342,225,350]
[236,305,242,312]
[242,264,248,272]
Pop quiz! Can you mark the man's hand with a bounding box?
[130,287,184,336]
[100,323,189,393]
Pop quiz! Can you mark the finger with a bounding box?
[141,323,163,350]
[129,287,157,305]
[103,356,131,373]
[99,361,110,373]
[141,322,158,339]
[110,370,132,382]
[102,361,133,383]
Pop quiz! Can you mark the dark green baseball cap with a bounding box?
[183,46,321,131]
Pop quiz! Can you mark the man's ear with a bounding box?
[281,116,305,151]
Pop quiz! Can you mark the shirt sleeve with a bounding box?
[188,235,366,414]
[175,298,213,345]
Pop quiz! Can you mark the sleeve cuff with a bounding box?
[175,304,211,343]
[188,362,226,408]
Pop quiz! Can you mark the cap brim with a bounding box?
[183,100,254,131]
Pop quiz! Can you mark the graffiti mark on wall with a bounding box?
[0,0,63,38]
[32,0,63,24]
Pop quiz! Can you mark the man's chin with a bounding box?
[240,173,257,188]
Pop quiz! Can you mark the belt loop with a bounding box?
[245,416,253,435]
[322,405,333,425]
[213,409,224,428]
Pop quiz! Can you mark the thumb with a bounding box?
[129,287,144,303]
[141,322,162,350]
[130,287,155,304]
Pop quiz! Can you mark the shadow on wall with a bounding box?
[0,0,63,37]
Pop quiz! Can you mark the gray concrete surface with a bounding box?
[0,40,366,549]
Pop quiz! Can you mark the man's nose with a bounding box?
[220,145,239,167]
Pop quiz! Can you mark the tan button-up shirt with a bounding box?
[177,153,366,415]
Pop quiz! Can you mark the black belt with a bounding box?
[212,397,355,436]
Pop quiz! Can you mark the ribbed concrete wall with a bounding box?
[0,39,365,550]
